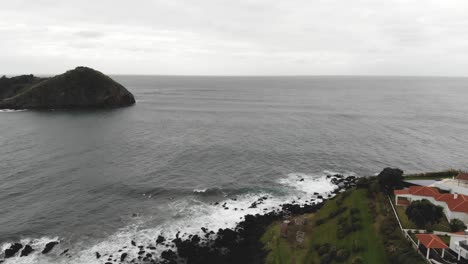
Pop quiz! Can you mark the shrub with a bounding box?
[335,248,350,262]
[336,199,343,206]
[368,181,380,196]
[316,218,326,226]
[450,218,466,232]
[320,253,334,264]
[316,243,331,256]
[351,214,360,224]
[351,223,362,231]
[377,167,404,194]
[352,240,361,252]
[328,207,347,219]
[405,170,459,179]
[356,177,370,188]
[351,256,364,264]
[405,199,444,228]
[338,216,348,224]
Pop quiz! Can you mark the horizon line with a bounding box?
[3,72,468,78]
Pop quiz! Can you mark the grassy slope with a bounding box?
[262,189,388,264]
[261,214,315,264]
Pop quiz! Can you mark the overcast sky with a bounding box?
[1,0,468,75]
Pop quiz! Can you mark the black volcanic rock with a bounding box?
[0,67,135,109]
[161,249,177,263]
[4,243,23,258]
[156,235,166,244]
[42,241,59,254]
[20,245,34,257]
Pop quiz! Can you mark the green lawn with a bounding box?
[262,189,389,264]
[395,206,417,229]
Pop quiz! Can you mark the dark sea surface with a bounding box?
[1,76,468,263]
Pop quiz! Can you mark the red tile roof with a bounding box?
[437,194,468,212]
[415,234,448,249]
[394,189,410,195]
[457,173,468,181]
[394,186,468,213]
[408,186,441,197]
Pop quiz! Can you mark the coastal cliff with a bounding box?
[0,67,135,109]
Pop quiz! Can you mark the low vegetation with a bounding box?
[262,188,388,264]
[450,218,466,232]
[262,178,426,263]
[394,205,450,232]
[405,199,444,228]
[363,181,426,264]
[262,168,428,264]
[377,167,404,194]
[404,169,459,180]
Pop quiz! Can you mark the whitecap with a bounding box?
[0,109,27,113]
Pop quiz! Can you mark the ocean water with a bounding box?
[1,76,468,263]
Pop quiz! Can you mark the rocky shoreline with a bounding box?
[0,174,357,264]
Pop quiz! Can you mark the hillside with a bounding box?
[0,67,135,109]
[262,182,426,264]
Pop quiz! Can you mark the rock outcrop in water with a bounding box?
[0,67,135,109]
[4,243,23,258]
[41,241,59,254]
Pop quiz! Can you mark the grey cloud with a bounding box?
[74,30,105,39]
[1,0,468,75]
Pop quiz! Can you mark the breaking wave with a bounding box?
[0,170,353,264]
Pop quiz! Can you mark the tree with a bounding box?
[351,256,364,264]
[405,199,444,228]
[450,218,466,232]
[377,167,404,194]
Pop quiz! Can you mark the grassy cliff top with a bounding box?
[262,189,389,264]
[262,183,426,264]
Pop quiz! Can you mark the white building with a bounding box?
[432,172,468,196]
[394,186,468,223]
[449,232,468,261]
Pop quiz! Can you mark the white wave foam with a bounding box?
[1,236,60,264]
[0,109,27,113]
[1,171,351,264]
[279,173,337,194]
[193,188,207,193]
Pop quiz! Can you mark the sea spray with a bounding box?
[0,171,357,264]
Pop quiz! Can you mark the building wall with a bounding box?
[450,236,468,259]
[451,211,468,223]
